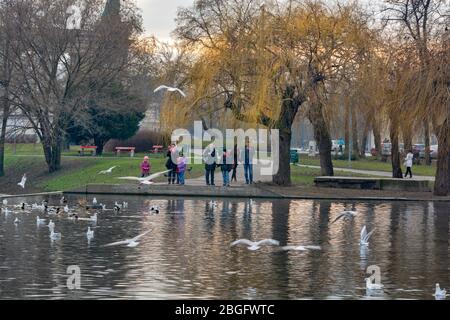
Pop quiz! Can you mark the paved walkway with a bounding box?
[296,165,435,181]
[187,163,272,186]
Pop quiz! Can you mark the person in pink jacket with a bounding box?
[141,156,151,177]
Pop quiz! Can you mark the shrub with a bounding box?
[104,130,169,153]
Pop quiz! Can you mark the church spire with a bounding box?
[102,0,120,18]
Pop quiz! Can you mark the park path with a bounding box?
[187,163,272,186]
[296,164,435,181]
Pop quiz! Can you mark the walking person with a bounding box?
[221,149,232,187]
[404,149,414,178]
[231,144,239,182]
[177,153,187,185]
[203,143,217,186]
[242,140,254,184]
[166,143,178,184]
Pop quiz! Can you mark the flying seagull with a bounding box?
[117,170,172,185]
[18,174,27,189]
[231,239,280,251]
[103,230,151,248]
[434,284,446,299]
[331,210,357,224]
[281,245,322,251]
[99,166,117,174]
[153,85,186,98]
[360,226,376,246]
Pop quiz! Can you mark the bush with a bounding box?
[104,130,168,153]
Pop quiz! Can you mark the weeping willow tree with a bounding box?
[417,33,449,196]
[162,0,374,184]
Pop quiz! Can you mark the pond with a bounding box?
[0,195,449,300]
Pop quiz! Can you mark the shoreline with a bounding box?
[56,183,450,202]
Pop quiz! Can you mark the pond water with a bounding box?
[0,195,449,300]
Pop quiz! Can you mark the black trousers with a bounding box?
[405,167,412,178]
[206,168,215,185]
[168,168,177,183]
[231,164,238,182]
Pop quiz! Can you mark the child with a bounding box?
[177,153,187,185]
[141,156,151,177]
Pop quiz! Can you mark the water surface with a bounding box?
[0,195,449,300]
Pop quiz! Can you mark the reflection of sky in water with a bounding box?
[0,195,448,300]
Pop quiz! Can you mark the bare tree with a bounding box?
[3,0,142,172]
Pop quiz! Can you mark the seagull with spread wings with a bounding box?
[231,239,280,251]
[103,230,151,248]
[117,170,172,185]
[99,166,118,174]
[360,225,376,246]
[17,174,27,189]
[331,210,357,225]
[153,85,186,98]
[281,245,322,251]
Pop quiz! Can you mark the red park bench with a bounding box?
[115,147,136,157]
[79,146,97,156]
[152,145,164,153]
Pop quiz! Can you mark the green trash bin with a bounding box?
[290,149,299,164]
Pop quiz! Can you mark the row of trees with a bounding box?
[157,0,449,196]
[0,0,150,174]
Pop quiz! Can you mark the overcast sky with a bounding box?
[136,0,194,41]
[135,0,382,41]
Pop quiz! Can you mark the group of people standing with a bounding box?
[139,144,188,185]
[165,143,188,185]
[203,141,255,187]
[140,141,255,187]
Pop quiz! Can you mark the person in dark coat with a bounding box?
[166,143,178,184]
[203,143,217,186]
[231,144,239,182]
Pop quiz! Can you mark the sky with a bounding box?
[135,0,382,42]
[136,0,194,42]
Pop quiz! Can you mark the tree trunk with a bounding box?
[351,107,359,159]
[94,136,105,156]
[360,121,370,159]
[273,129,292,185]
[309,102,334,176]
[424,120,431,165]
[272,87,302,185]
[434,119,449,196]
[390,117,403,178]
[0,103,9,177]
[344,104,350,158]
[373,120,382,158]
[42,138,62,173]
[403,126,413,154]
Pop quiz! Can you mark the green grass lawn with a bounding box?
[1,143,436,192]
[298,156,436,176]
[1,152,203,193]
